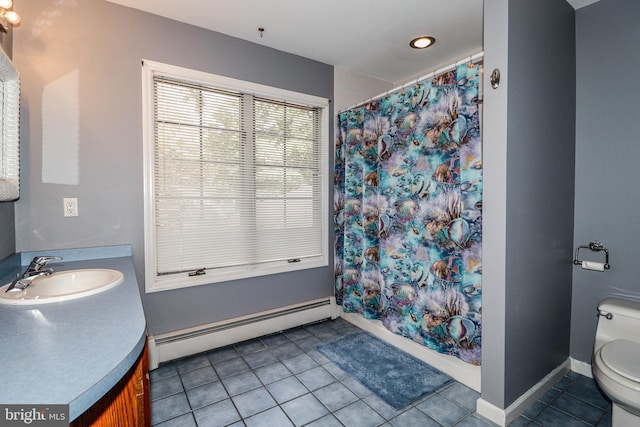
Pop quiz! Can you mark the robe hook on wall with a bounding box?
[490,69,500,89]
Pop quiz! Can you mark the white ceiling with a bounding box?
[104,0,597,84]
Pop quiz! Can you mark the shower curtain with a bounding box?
[334,62,482,365]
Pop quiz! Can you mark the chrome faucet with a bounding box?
[5,256,63,293]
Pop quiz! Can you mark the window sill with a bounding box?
[145,257,328,293]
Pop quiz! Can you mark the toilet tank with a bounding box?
[594,297,640,353]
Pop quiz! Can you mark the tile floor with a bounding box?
[150,318,611,427]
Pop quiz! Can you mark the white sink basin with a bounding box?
[0,269,124,305]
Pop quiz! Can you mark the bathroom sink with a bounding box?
[0,269,124,305]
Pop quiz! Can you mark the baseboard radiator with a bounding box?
[147,297,337,370]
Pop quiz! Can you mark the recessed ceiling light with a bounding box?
[410,36,436,49]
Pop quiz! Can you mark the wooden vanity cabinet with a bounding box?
[72,342,150,427]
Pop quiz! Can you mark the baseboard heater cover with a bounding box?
[147,297,337,370]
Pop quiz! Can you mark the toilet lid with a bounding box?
[601,339,640,382]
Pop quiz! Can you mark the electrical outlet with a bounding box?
[63,198,78,217]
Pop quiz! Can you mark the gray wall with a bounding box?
[483,0,575,409]
[504,0,575,406]
[13,0,334,335]
[571,0,640,363]
[0,204,14,261]
[482,0,509,408]
[0,29,15,262]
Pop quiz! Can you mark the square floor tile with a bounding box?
[554,374,577,391]
[232,387,277,419]
[180,365,218,390]
[207,346,240,364]
[282,353,319,374]
[339,324,363,334]
[534,406,590,427]
[455,414,499,426]
[341,376,373,398]
[153,412,197,427]
[550,393,606,425]
[281,393,329,426]
[565,376,611,410]
[271,342,304,360]
[438,382,480,412]
[151,392,191,425]
[391,407,440,427]
[150,362,178,381]
[185,380,228,409]
[305,414,344,427]
[313,382,359,412]
[306,349,331,364]
[597,410,611,427]
[334,400,385,427]
[254,361,292,384]
[243,348,278,369]
[245,406,294,427]
[151,375,184,401]
[213,357,250,378]
[539,387,562,404]
[192,398,241,427]
[261,333,291,348]
[507,416,532,427]
[176,354,211,374]
[323,362,349,380]
[314,331,342,342]
[221,370,263,396]
[296,366,336,391]
[234,338,266,355]
[522,400,546,420]
[325,318,350,329]
[266,376,309,404]
[284,327,313,341]
[363,393,404,420]
[295,335,322,351]
[305,322,333,335]
[417,393,470,426]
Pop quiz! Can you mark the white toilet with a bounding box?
[592,297,640,427]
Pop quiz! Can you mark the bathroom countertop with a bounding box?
[0,245,146,421]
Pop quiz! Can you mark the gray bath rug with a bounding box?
[316,331,453,409]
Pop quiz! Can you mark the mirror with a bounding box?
[0,47,19,202]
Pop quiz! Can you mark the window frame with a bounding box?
[142,60,329,293]
[0,48,20,202]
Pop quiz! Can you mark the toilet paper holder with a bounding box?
[573,241,610,270]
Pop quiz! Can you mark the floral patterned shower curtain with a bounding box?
[334,63,482,365]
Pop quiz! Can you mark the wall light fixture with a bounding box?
[0,0,20,32]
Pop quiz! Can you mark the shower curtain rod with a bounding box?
[339,51,484,114]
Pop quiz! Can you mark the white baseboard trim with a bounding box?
[571,357,593,378]
[147,297,337,370]
[339,309,482,392]
[476,358,571,426]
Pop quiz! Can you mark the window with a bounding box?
[0,47,20,202]
[142,61,329,292]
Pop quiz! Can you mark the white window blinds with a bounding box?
[143,61,328,291]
